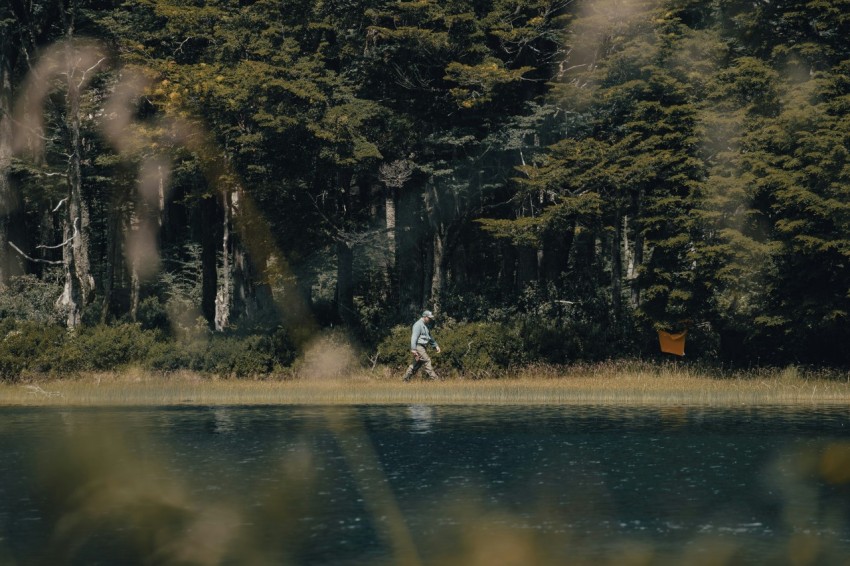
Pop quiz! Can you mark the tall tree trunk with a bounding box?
[628,187,645,307]
[516,245,537,290]
[384,184,400,316]
[230,187,265,322]
[0,3,25,285]
[61,215,83,328]
[233,243,257,320]
[0,124,12,287]
[542,222,576,282]
[429,228,446,312]
[429,223,459,313]
[99,199,121,323]
[215,188,233,331]
[499,242,516,298]
[9,27,102,323]
[451,242,468,292]
[630,227,644,307]
[336,239,354,325]
[385,185,396,279]
[128,210,140,322]
[420,233,433,310]
[393,181,424,318]
[611,206,623,316]
[0,31,14,285]
[333,168,357,325]
[378,159,412,313]
[59,31,95,328]
[200,195,218,326]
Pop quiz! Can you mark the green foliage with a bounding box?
[435,320,525,376]
[53,324,161,373]
[0,317,296,380]
[136,296,171,331]
[5,0,850,371]
[0,320,65,381]
[444,58,533,108]
[147,329,296,377]
[0,273,66,325]
[374,324,415,369]
[376,319,528,376]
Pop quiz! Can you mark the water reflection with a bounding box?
[211,408,235,434]
[1,405,850,565]
[407,405,434,434]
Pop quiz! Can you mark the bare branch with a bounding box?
[77,57,107,90]
[10,217,79,265]
[175,36,195,55]
[8,242,63,265]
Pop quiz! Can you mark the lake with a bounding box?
[1,405,849,565]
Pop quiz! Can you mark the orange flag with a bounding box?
[658,330,687,356]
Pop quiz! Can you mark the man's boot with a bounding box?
[402,365,415,382]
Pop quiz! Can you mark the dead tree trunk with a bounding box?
[379,160,412,272]
[230,188,263,322]
[379,160,412,315]
[58,35,96,328]
[215,188,233,331]
[385,185,397,274]
[627,187,645,307]
[127,209,141,322]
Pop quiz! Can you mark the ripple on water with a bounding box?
[1,405,849,564]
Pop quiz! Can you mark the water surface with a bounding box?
[1,405,849,564]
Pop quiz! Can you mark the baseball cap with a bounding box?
[422,310,435,318]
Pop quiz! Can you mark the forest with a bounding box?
[1,0,850,379]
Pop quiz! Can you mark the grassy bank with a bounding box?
[3,363,850,407]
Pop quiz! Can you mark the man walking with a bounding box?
[402,310,441,382]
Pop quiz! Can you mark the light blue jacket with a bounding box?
[410,318,438,351]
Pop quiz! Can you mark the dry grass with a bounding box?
[3,362,850,407]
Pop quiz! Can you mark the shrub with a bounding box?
[136,296,170,331]
[376,320,525,377]
[52,324,162,373]
[0,273,66,325]
[142,340,185,372]
[0,321,66,381]
[516,318,581,365]
[436,321,525,377]
[374,325,414,368]
[146,328,296,377]
[194,335,278,376]
[0,317,297,379]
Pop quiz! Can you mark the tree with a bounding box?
[480,1,708,336]
[362,0,570,315]
[0,1,17,285]
[8,0,108,328]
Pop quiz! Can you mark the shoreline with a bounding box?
[3,368,850,407]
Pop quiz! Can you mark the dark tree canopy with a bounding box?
[2,0,850,370]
